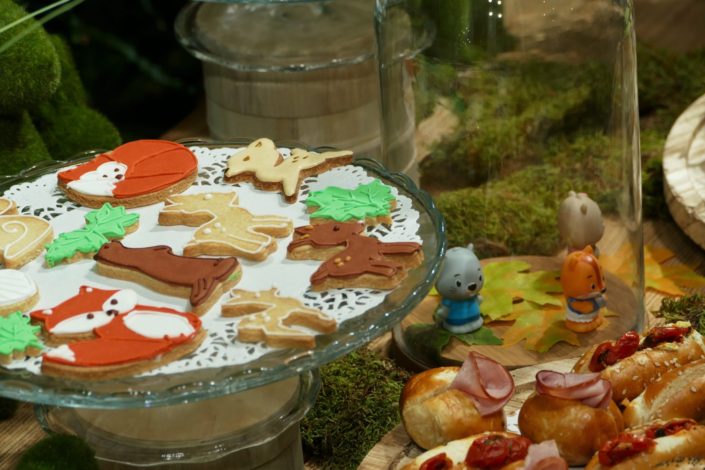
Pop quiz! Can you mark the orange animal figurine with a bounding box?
[560,246,606,333]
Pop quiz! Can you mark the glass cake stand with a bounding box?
[0,140,446,468]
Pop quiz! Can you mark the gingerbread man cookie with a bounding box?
[158,192,292,261]
[305,179,397,226]
[57,140,198,208]
[0,197,53,268]
[222,288,336,349]
[224,137,353,203]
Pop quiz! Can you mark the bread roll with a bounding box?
[518,393,623,466]
[400,367,505,450]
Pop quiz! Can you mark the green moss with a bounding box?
[16,434,98,470]
[301,349,410,470]
[0,0,61,114]
[0,396,18,420]
[656,295,705,334]
[0,112,52,175]
[31,36,121,160]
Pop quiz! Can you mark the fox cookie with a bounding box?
[45,203,139,267]
[287,222,423,291]
[57,140,198,208]
[224,137,352,203]
[0,197,53,268]
[0,312,43,365]
[305,179,396,226]
[158,192,292,261]
[222,288,336,348]
[31,286,204,380]
[94,241,241,315]
[0,270,39,316]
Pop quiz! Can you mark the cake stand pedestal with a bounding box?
[36,371,318,469]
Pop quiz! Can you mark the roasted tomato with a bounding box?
[589,330,640,372]
[419,452,453,470]
[465,434,531,468]
[598,433,655,466]
[645,419,697,439]
[640,325,690,349]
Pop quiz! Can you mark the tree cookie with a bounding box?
[305,179,396,226]
[57,140,198,208]
[288,222,423,291]
[222,288,336,349]
[0,270,39,316]
[0,197,53,268]
[0,312,43,365]
[32,286,204,380]
[224,137,353,203]
[158,192,292,261]
[45,203,139,267]
[94,241,241,315]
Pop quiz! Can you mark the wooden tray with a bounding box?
[358,358,575,469]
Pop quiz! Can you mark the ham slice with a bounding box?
[522,441,568,470]
[449,352,515,416]
[536,371,612,409]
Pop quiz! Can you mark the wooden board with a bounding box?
[394,255,638,370]
[358,358,576,470]
[664,93,705,250]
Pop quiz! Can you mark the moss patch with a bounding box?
[656,295,705,333]
[0,112,52,175]
[301,349,410,470]
[16,434,98,470]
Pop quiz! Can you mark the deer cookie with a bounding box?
[45,203,139,267]
[224,137,352,203]
[94,241,241,315]
[287,222,423,291]
[222,288,336,349]
[31,286,204,380]
[0,197,53,268]
[0,312,43,365]
[57,140,198,208]
[305,179,397,226]
[158,192,292,261]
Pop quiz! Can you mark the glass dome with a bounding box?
[377,0,644,368]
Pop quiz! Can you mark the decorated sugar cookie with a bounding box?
[31,286,138,343]
[0,270,39,316]
[0,312,43,365]
[94,241,241,315]
[158,192,292,261]
[305,179,396,226]
[222,288,337,349]
[0,197,53,268]
[224,137,352,203]
[31,286,204,380]
[45,203,139,267]
[287,222,423,290]
[57,140,198,208]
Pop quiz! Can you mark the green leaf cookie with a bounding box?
[305,180,395,222]
[0,312,42,357]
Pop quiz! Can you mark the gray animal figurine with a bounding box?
[435,244,484,334]
[557,191,605,256]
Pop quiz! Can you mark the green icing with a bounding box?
[305,180,395,222]
[45,203,139,267]
[0,312,42,356]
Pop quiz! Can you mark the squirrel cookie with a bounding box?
[94,241,241,315]
[0,197,53,268]
[57,140,198,208]
[305,179,396,226]
[32,286,204,380]
[158,192,292,261]
[287,222,422,291]
[0,270,39,316]
[224,137,352,203]
[0,312,43,365]
[222,288,336,348]
[45,203,139,267]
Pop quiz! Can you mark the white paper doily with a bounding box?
[3,146,422,377]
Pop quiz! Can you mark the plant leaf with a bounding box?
[501,301,579,352]
[401,323,452,365]
[453,327,503,346]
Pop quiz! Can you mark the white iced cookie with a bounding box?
[0,269,39,316]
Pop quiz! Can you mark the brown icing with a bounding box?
[94,241,238,306]
[294,223,422,285]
